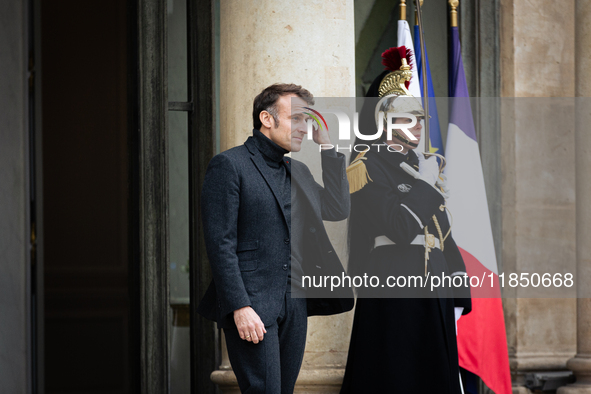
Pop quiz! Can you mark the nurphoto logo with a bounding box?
[302,107,420,153]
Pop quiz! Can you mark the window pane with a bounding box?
[167,0,188,102]
[168,110,190,393]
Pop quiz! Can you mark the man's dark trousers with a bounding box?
[224,291,306,394]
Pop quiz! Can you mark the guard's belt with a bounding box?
[374,234,441,249]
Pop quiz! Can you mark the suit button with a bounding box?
[309,227,316,233]
[282,264,288,270]
[284,238,290,244]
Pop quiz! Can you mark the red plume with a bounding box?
[381,46,414,89]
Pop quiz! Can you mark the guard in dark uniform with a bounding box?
[340,46,471,393]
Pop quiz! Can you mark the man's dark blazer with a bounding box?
[197,135,354,329]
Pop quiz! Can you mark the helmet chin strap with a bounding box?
[391,129,419,148]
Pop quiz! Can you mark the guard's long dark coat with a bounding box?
[340,147,471,394]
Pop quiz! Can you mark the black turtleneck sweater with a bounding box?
[253,129,291,204]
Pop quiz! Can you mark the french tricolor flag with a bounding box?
[397,19,421,98]
[445,26,512,394]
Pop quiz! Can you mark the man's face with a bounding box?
[267,94,309,152]
[386,116,423,151]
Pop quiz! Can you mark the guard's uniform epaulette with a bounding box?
[346,151,372,194]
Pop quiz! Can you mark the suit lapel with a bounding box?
[246,138,290,234]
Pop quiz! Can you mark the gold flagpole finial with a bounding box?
[400,0,407,21]
[414,0,424,26]
[449,0,459,27]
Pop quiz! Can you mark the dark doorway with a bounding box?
[41,0,133,392]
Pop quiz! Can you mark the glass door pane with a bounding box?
[167,0,188,102]
[167,0,191,391]
[169,110,190,393]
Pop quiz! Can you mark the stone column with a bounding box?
[219,0,355,151]
[500,0,577,392]
[558,0,591,393]
[213,1,355,392]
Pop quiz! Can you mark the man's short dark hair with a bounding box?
[252,83,315,130]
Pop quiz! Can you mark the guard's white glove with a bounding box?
[400,152,439,182]
[436,173,451,199]
[400,153,448,198]
[417,152,440,186]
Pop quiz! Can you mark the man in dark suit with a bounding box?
[197,83,353,393]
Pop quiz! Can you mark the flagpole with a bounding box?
[400,0,406,20]
[414,0,430,152]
